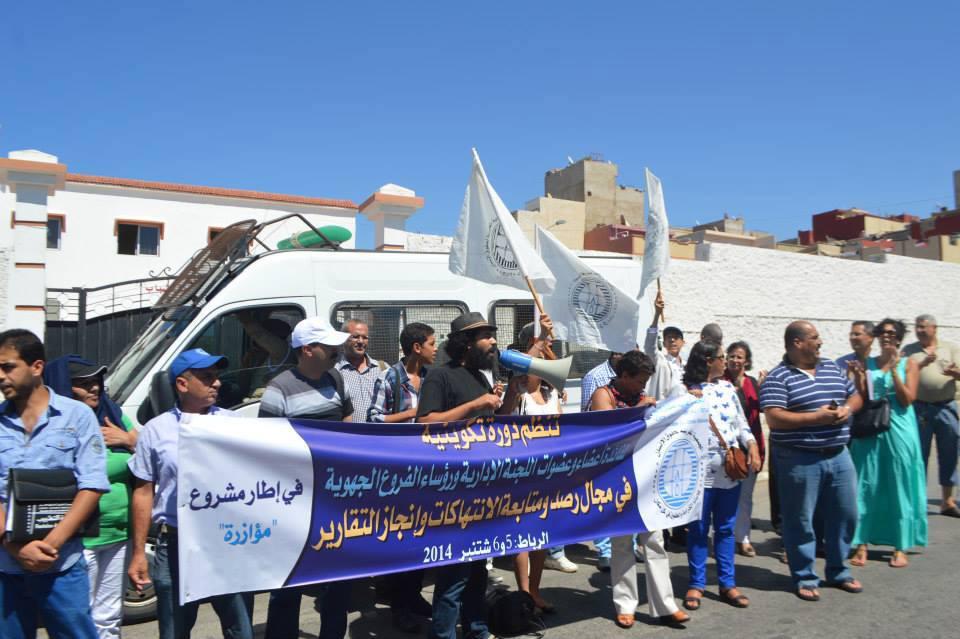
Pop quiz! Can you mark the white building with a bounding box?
[0,149,424,335]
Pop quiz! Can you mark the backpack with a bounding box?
[486,589,545,638]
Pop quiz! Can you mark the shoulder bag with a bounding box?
[708,416,749,481]
[850,398,890,438]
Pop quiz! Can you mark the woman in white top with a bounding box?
[512,373,563,613]
[682,340,761,612]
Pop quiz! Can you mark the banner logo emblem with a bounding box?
[486,220,520,276]
[569,274,617,327]
[652,431,703,520]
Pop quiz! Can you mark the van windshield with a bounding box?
[106,306,197,405]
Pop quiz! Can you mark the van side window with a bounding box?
[332,302,467,367]
[489,300,611,379]
[186,305,305,408]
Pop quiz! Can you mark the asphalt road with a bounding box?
[67,466,958,639]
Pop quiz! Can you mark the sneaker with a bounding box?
[597,556,611,572]
[544,555,578,573]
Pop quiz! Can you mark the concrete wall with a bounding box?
[655,242,960,373]
[613,185,644,227]
[44,183,356,290]
[514,197,586,250]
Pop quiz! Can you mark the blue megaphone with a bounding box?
[498,349,573,390]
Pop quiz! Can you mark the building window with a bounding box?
[208,227,224,244]
[116,221,163,255]
[47,215,65,249]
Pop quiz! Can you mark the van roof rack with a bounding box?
[155,214,341,309]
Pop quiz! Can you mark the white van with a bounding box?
[106,217,646,424]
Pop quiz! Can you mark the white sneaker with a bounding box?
[543,555,578,573]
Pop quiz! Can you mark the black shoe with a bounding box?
[410,596,433,618]
[392,610,421,634]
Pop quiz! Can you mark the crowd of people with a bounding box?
[0,298,958,639]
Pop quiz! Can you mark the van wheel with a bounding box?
[123,535,157,624]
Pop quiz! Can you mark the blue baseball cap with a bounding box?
[168,348,228,384]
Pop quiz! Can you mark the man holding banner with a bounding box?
[417,311,525,639]
[127,348,253,639]
[260,317,354,639]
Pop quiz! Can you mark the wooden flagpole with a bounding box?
[657,277,664,323]
[524,275,558,360]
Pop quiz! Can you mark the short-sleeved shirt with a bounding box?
[902,340,960,403]
[759,358,857,449]
[580,361,615,412]
[335,355,383,425]
[0,388,109,574]
[417,362,494,420]
[693,380,756,489]
[128,405,235,528]
[258,368,353,421]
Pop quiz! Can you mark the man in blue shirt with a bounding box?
[127,348,253,639]
[0,329,109,639]
[835,320,874,375]
[760,321,864,603]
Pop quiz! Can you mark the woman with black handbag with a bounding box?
[848,319,928,568]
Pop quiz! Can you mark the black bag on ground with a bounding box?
[850,398,891,438]
[486,589,544,638]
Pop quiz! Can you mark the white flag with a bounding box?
[449,149,555,292]
[638,168,670,298]
[535,225,639,352]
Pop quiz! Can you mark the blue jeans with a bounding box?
[0,558,97,639]
[775,445,858,589]
[429,561,488,639]
[153,532,253,639]
[594,537,611,559]
[916,400,959,487]
[264,581,350,639]
[687,484,741,590]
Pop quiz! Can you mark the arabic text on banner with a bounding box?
[176,396,710,603]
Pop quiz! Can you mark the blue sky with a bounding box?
[3,2,958,248]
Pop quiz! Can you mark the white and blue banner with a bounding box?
[176,396,710,603]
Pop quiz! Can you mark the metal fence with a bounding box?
[44,276,175,363]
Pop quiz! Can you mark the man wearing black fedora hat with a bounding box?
[417,311,525,639]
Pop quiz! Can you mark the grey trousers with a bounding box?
[610,530,679,617]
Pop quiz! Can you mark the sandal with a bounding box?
[796,587,820,602]
[830,579,863,594]
[683,588,703,610]
[889,551,908,568]
[941,504,960,518]
[737,543,757,558]
[850,545,867,567]
[719,587,750,608]
[615,613,635,629]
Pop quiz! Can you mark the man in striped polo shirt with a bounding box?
[760,321,863,603]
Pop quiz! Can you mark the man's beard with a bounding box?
[465,344,497,371]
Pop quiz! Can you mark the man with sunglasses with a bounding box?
[258,317,354,639]
[128,348,253,639]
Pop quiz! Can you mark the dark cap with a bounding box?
[663,326,684,339]
[450,312,497,335]
[68,360,107,380]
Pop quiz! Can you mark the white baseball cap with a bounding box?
[290,317,351,348]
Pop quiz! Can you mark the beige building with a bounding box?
[543,156,645,230]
